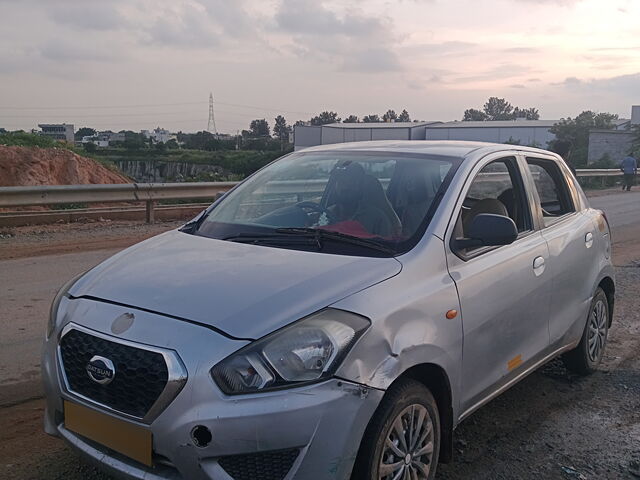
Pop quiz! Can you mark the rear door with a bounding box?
[445,154,551,416]
[523,155,598,346]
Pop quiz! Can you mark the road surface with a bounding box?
[1,191,639,407]
[1,191,639,479]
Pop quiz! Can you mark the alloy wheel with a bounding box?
[379,404,435,480]
[587,299,607,363]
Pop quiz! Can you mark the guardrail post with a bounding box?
[146,200,155,224]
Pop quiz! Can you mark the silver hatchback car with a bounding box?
[42,141,615,480]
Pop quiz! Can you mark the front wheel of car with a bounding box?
[352,379,440,480]
[562,287,609,375]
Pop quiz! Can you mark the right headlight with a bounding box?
[211,309,370,395]
[46,272,85,339]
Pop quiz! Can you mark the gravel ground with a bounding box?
[1,262,638,480]
[1,190,639,480]
[0,219,184,261]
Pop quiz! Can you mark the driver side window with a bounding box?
[453,157,532,254]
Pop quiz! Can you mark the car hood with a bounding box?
[69,230,402,339]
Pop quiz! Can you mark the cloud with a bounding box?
[511,0,583,4]
[552,72,640,97]
[275,0,387,36]
[273,0,402,73]
[341,48,401,73]
[509,84,526,88]
[145,8,220,47]
[48,2,125,31]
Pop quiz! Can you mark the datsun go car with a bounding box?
[42,141,615,480]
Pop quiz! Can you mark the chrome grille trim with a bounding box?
[57,322,188,424]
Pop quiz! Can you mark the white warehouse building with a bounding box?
[294,115,632,152]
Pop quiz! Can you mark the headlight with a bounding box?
[46,272,84,339]
[211,309,370,394]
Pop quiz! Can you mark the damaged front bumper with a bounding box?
[42,298,383,480]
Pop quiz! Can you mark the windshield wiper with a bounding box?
[222,232,322,249]
[275,227,396,255]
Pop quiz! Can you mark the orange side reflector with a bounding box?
[64,401,153,467]
[507,354,523,371]
[446,310,458,319]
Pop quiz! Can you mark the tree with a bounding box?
[310,111,341,125]
[462,97,540,121]
[549,111,618,168]
[343,115,359,123]
[75,127,96,140]
[630,125,640,158]
[83,142,98,153]
[483,97,514,121]
[249,119,270,137]
[273,115,291,150]
[382,110,397,122]
[123,131,146,151]
[463,109,489,121]
[362,114,381,123]
[514,107,540,120]
[397,109,411,122]
[273,115,290,142]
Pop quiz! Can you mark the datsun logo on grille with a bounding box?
[86,355,115,385]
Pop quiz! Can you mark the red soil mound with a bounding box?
[0,146,130,187]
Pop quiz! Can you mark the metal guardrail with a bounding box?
[0,182,238,223]
[575,169,624,178]
[0,169,625,224]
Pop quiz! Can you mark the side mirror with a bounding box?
[456,213,518,249]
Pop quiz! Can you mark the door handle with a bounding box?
[533,256,545,276]
[585,232,594,248]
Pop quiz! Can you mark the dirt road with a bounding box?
[1,192,640,479]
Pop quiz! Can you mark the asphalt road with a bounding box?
[0,190,639,407]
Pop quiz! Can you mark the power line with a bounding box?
[0,100,315,116]
[0,108,270,119]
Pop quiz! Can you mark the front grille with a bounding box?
[59,328,168,418]
[218,448,299,480]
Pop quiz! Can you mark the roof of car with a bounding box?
[297,140,557,160]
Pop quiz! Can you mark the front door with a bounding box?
[445,155,551,415]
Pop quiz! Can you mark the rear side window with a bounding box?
[526,158,575,227]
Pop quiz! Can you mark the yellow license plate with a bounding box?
[64,401,153,467]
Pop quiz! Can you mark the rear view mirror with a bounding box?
[456,214,518,249]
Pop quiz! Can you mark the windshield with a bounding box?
[192,151,459,256]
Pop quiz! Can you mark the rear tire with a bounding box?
[562,287,609,375]
[352,379,440,480]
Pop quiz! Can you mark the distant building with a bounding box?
[81,131,125,148]
[587,106,639,164]
[38,123,74,143]
[142,127,176,144]
[424,119,558,147]
[294,122,441,150]
[294,114,634,155]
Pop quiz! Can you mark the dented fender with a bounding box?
[333,236,464,421]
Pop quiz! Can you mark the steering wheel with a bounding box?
[295,201,324,213]
[295,201,336,225]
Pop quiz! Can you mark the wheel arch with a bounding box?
[396,363,454,464]
[598,276,615,326]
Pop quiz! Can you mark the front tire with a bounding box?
[562,287,609,375]
[352,379,440,480]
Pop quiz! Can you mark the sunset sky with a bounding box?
[1,0,638,133]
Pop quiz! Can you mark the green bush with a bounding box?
[0,131,59,148]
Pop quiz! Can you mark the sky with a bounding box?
[0,0,639,134]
